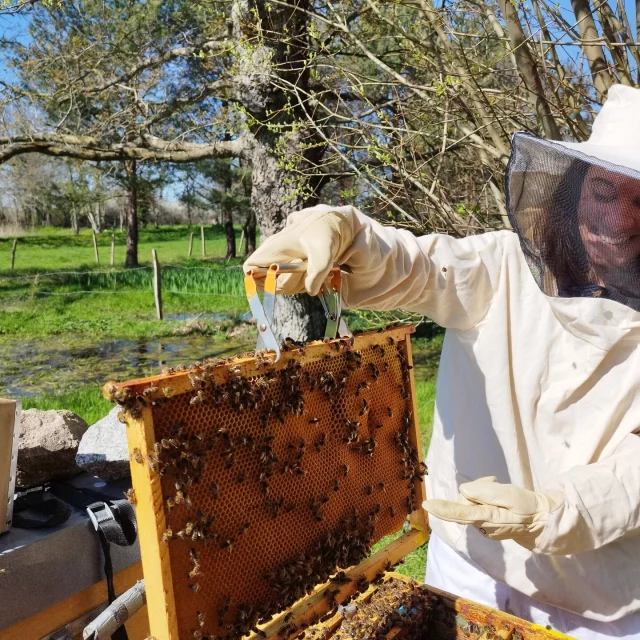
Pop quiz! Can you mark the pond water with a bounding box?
[0,335,254,396]
[0,331,440,397]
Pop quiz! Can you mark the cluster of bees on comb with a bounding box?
[108,327,427,640]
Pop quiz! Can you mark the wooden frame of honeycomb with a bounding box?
[104,326,431,640]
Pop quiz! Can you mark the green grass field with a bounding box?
[0,224,240,271]
[0,226,248,340]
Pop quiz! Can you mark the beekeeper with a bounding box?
[244,84,640,640]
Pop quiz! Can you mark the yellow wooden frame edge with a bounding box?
[126,407,179,639]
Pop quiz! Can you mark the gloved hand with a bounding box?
[423,476,564,551]
[243,205,356,296]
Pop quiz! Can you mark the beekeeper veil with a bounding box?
[507,85,640,311]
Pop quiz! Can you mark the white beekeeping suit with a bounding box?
[244,84,640,640]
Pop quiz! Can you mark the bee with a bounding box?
[175,490,186,505]
[375,423,384,430]
[188,564,201,579]
[314,433,326,452]
[355,381,369,397]
[331,479,340,492]
[356,576,369,592]
[147,454,159,473]
[132,448,143,464]
[388,336,395,345]
[218,596,232,625]
[162,386,174,398]
[220,538,234,551]
[364,485,373,496]
[143,385,159,397]
[359,399,369,416]
[238,522,250,536]
[171,422,184,436]
[196,611,205,628]
[386,407,393,418]
[188,583,201,592]
[406,494,416,513]
[236,472,246,484]
[190,392,204,405]
[125,488,136,504]
[378,482,385,492]
[341,464,349,477]
[308,417,320,424]
[162,528,173,542]
[284,503,297,513]
[166,497,175,513]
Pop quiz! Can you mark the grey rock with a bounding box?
[76,406,130,481]
[17,409,89,488]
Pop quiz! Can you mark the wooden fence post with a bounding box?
[152,249,163,320]
[201,224,206,257]
[92,231,100,265]
[10,239,17,271]
[238,230,245,255]
[188,232,194,257]
[110,233,115,266]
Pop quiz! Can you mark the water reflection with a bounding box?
[0,335,252,396]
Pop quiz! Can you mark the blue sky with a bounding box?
[1,0,637,86]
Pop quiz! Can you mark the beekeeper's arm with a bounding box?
[425,432,640,555]
[243,205,504,330]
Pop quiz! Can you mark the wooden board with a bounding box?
[0,399,20,535]
[0,563,148,640]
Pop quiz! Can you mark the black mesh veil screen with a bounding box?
[506,132,640,311]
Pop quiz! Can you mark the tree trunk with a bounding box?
[496,0,561,140]
[224,208,236,259]
[124,159,138,268]
[569,0,614,99]
[243,211,257,256]
[250,141,325,343]
[71,206,79,236]
[86,203,102,234]
[224,158,236,258]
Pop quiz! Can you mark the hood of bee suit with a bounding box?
[505,86,640,349]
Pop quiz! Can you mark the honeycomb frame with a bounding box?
[104,326,428,640]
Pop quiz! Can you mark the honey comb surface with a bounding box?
[112,327,424,639]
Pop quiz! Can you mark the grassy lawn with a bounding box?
[0,224,241,271]
[0,226,248,340]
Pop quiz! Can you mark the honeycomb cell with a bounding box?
[112,327,424,640]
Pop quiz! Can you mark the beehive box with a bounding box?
[104,327,572,640]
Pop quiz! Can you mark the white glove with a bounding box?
[423,476,564,551]
[243,205,355,296]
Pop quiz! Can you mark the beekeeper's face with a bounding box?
[578,165,640,270]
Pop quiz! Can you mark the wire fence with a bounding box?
[0,262,247,300]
